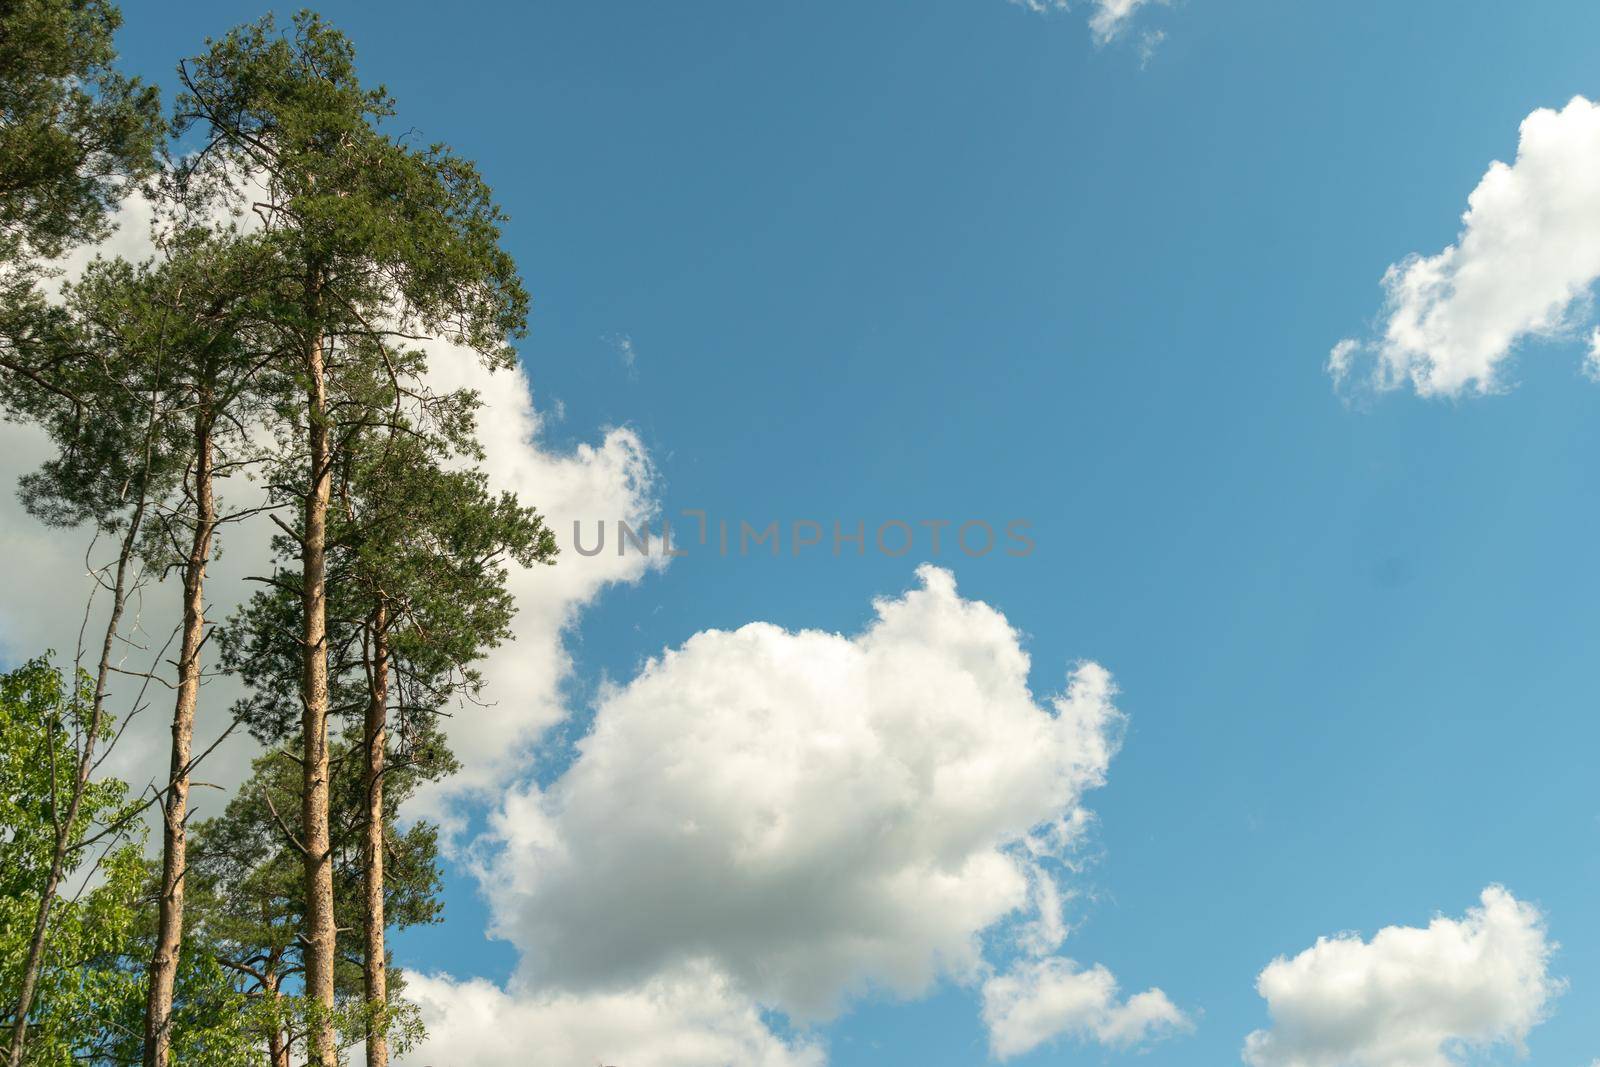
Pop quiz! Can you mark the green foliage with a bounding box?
[0,0,161,416]
[71,903,263,1067]
[175,9,528,364]
[223,424,556,769]
[0,659,141,1064]
[0,9,554,1062]
[183,749,439,1061]
[6,227,283,545]
[0,0,161,268]
[341,429,558,687]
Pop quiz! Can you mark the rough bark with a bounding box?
[300,317,338,1066]
[362,606,389,1067]
[144,406,216,1066]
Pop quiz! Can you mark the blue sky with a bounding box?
[67,0,1600,1062]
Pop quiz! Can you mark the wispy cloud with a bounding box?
[608,332,640,381]
[1008,0,1165,45]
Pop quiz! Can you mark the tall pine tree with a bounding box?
[224,418,553,1064]
[174,15,528,1061]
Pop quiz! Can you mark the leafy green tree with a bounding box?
[0,659,145,1065]
[173,15,528,1060]
[87,915,265,1067]
[0,280,178,1065]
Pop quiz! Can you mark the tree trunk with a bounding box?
[6,482,149,1066]
[362,606,389,1067]
[144,408,216,1066]
[301,319,338,1066]
[266,1025,288,1067]
[255,964,290,1067]
[265,978,290,1067]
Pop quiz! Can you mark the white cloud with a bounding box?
[1335,96,1600,397]
[1087,0,1158,42]
[982,957,1189,1059]
[1326,338,1360,389]
[1008,0,1161,44]
[393,566,1173,1061]
[1137,28,1167,66]
[1243,886,1562,1067]
[396,965,824,1067]
[1584,326,1600,381]
[475,565,1127,1019]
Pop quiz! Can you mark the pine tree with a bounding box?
[174,16,528,1060]
[0,0,161,400]
[0,0,160,272]
[2,215,283,1065]
[108,227,284,1067]
[334,426,553,1065]
[223,419,554,1064]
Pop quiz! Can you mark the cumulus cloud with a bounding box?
[1334,96,1600,397]
[982,957,1189,1059]
[389,566,1174,1061]
[396,965,824,1067]
[1243,886,1562,1067]
[475,565,1126,1018]
[1008,0,1161,44]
